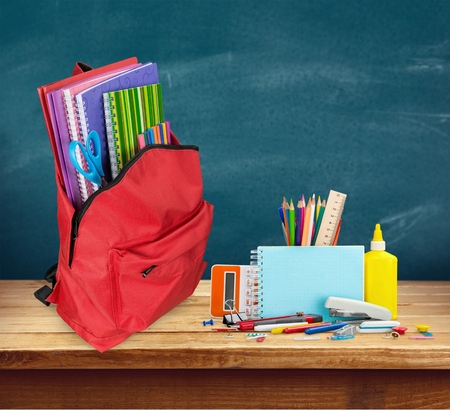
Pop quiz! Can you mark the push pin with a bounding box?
[382,331,400,339]
[415,324,433,337]
[203,319,214,326]
[415,324,430,333]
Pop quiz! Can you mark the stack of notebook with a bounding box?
[38,58,172,211]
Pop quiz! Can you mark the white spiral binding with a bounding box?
[64,91,92,203]
[76,95,98,197]
[248,249,264,318]
[240,264,258,319]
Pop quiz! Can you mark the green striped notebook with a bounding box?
[104,83,164,178]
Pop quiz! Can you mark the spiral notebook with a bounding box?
[61,68,134,206]
[37,57,138,193]
[46,68,134,210]
[103,83,164,178]
[75,62,158,182]
[252,246,364,320]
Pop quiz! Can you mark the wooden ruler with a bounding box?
[315,190,347,246]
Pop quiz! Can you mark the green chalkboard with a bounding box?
[1,0,449,280]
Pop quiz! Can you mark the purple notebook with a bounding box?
[76,62,159,182]
[46,91,77,206]
[47,68,136,211]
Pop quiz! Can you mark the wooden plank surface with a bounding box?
[1,280,450,409]
[1,369,449,409]
[1,280,449,371]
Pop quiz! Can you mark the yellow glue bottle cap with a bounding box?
[370,224,386,251]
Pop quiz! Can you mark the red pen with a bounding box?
[238,314,323,331]
[283,322,332,334]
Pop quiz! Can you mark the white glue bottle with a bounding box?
[364,224,398,319]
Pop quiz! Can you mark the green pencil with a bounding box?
[312,200,326,245]
[289,199,296,246]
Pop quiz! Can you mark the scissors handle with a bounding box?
[68,131,105,187]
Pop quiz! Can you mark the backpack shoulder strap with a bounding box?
[34,263,58,306]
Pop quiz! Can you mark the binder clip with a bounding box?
[222,299,248,327]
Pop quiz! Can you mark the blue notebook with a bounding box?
[253,246,364,320]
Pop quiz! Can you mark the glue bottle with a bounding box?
[364,224,398,319]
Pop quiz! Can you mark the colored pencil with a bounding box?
[306,195,316,246]
[289,200,296,246]
[301,198,312,246]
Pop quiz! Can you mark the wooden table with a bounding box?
[1,280,449,409]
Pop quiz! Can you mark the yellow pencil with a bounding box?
[316,195,321,222]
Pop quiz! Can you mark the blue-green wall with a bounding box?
[1,0,449,280]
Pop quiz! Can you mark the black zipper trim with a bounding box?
[141,265,158,278]
[68,144,199,267]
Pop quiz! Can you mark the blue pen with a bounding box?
[304,322,348,334]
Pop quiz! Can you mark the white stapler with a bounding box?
[325,296,392,323]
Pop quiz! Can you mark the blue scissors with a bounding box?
[68,130,107,187]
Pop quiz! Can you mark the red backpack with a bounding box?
[35,63,214,352]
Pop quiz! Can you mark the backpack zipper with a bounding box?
[68,144,200,267]
[141,265,158,278]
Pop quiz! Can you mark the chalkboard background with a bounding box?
[1,0,449,280]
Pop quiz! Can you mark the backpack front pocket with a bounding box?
[109,200,213,332]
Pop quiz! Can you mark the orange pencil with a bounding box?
[333,219,342,245]
[306,195,316,245]
[301,198,312,246]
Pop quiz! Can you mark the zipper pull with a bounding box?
[142,265,157,278]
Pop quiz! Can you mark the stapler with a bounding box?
[325,296,392,324]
